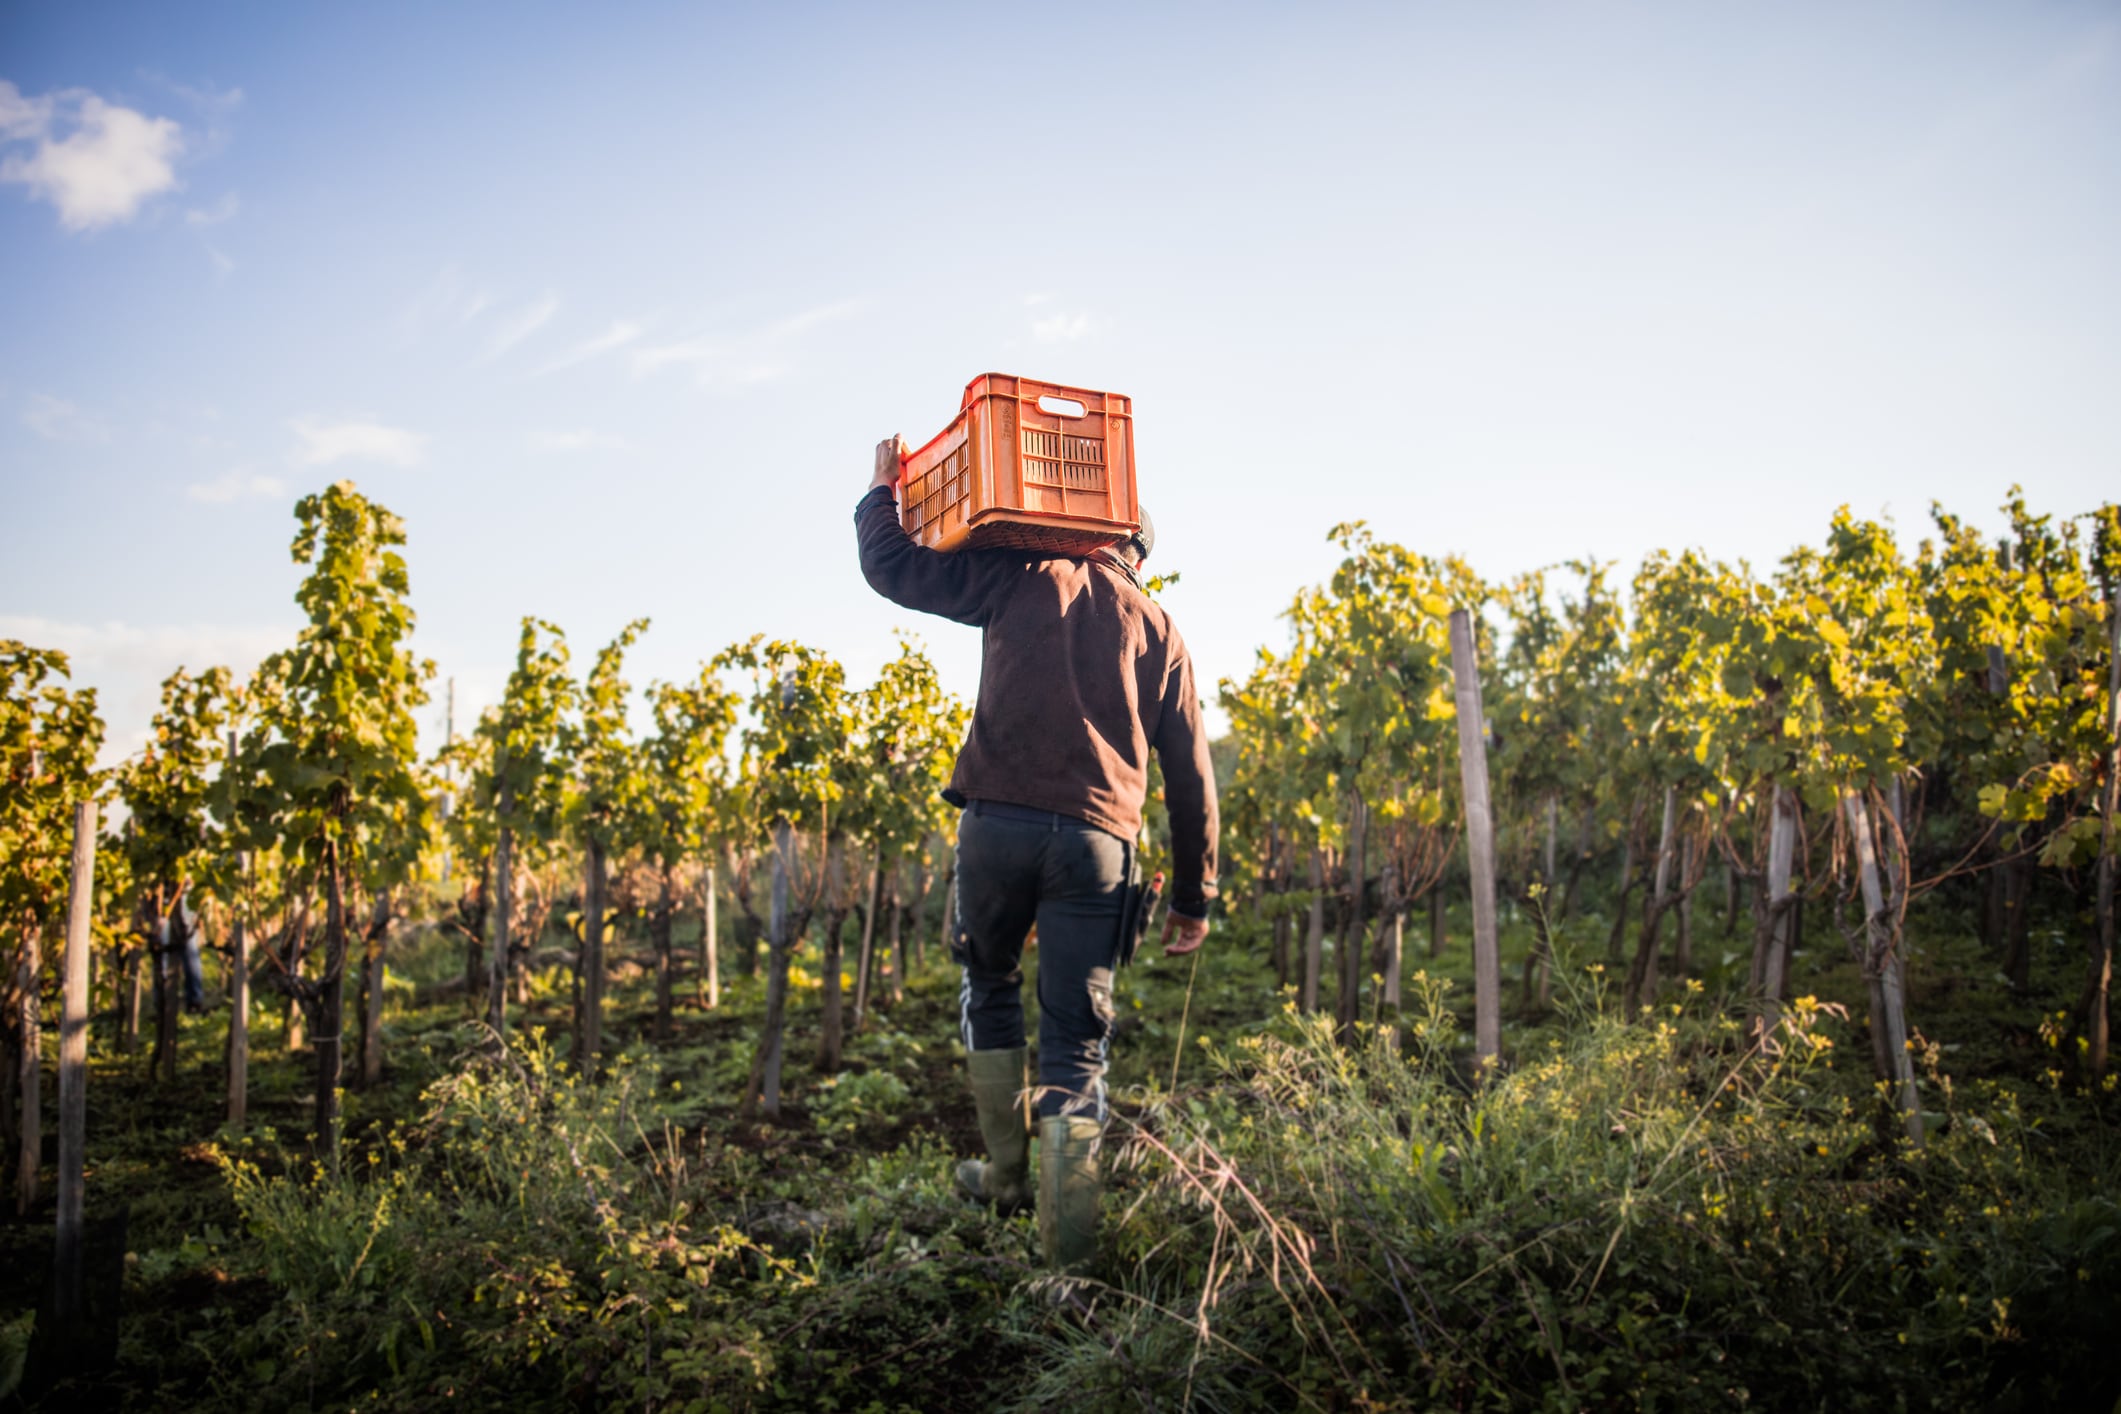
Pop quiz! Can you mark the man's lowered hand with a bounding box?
[1161,910,1209,957]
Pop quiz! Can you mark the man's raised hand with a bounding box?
[872,435,907,493]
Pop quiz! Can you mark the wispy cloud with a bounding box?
[397,265,493,344]
[533,319,645,376]
[21,393,110,443]
[0,80,184,231]
[290,418,428,468]
[1033,311,1093,343]
[478,293,560,364]
[526,428,635,454]
[185,191,238,226]
[186,470,286,503]
[631,297,866,390]
[769,297,868,339]
[161,78,244,122]
[631,338,714,376]
[629,337,787,388]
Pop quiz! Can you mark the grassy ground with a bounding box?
[3,880,2116,1410]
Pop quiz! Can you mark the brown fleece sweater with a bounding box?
[854,485,1218,916]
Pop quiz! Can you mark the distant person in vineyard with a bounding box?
[855,435,1219,1275]
[175,890,207,1013]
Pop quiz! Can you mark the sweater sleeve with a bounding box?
[1151,638,1220,918]
[853,485,1007,627]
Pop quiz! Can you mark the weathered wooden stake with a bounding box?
[932,860,953,975]
[1337,792,1368,1035]
[488,774,514,1036]
[1544,795,1559,891]
[55,800,97,1324]
[852,843,884,1031]
[1301,846,1325,1013]
[14,924,39,1218]
[579,838,607,1068]
[758,819,794,1118]
[122,944,142,1056]
[227,733,249,1130]
[2089,588,2119,1075]
[1757,786,1798,1008]
[1448,609,1501,1069]
[1674,834,1694,978]
[360,891,389,1088]
[651,865,676,1041]
[1846,789,1923,1146]
[884,894,903,1007]
[1383,912,1403,1009]
[314,841,349,1172]
[152,904,180,1085]
[1627,784,1679,1014]
[701,863,720,1011]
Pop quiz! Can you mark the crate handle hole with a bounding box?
[1036,395,1087,418]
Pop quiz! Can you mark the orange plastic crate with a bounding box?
[899,373,1139,555]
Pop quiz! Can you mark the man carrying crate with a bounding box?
[854,435,1219,1275]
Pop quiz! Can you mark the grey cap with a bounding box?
[1121,505,1155,567]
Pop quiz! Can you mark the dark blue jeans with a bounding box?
[952,800,1132,1121]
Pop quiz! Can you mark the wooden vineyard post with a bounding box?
[701,862,720,1011]
[1449,609,1502,1070]
[581,839,609,1068]
[1544,795,1559,894]
[651,866,676,1042]
[1627,784,1679,1014]
[314,842,349,1173]
[1846,789,1922,1146]
[360,892,389,1089]
[1525,794,1557,1011]
[1301,846,1325,1014]
[816,850,847,1073]
[488,774,513,1036]
[54,800,97,1327]
[122,939,142,1057]
[227,733,249,1130]
[1383,912,1403,1010]
[1753,786,1798,1027]
[1723,855,1742,940]
[1674,835,1695,978]
[14,925,39,1217]
[1267,822,1291,989]
[931,859,953,974]
[1337,791,1368,1036]
[744,670,798,1123]
[884,894,903,1009]
[152,904,180,1084]
[440,678,455,884]
[852,843,884,1031]
[1604,809,1638,964]
[2084,582,2121,1076]
[754,819,795,1120]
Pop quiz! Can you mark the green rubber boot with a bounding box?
[955,1047,1032,1215]
[1037,1115,1104,1274]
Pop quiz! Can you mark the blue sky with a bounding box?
[3,2,2117,761]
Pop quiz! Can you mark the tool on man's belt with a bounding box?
[1118,870,1165,969]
